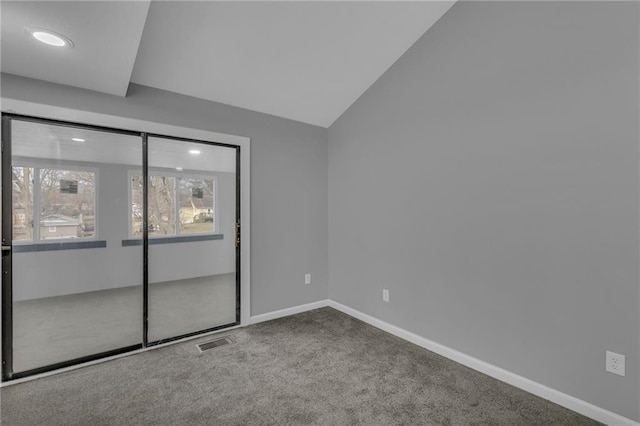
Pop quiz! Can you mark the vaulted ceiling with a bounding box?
[1,1,455,128]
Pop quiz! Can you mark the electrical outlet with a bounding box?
[382,289,389,302]
[305,273,311,285]
[606,351,625,376]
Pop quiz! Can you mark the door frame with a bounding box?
[0,100,251,381]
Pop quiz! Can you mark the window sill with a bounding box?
[121,234,224,246]
[13,240,107,253]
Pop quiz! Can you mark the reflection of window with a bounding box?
[12,166,97,241]
[130,173,216,237]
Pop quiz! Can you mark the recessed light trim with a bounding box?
[72,138,85,142]
[189,149,201,155]
[27,27,73,48]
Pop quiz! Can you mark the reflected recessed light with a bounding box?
[176,167,183,171]
[72,138,85,142]
[189,149,201,155]
[28,28,74,48]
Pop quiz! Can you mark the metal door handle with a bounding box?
[1,245,11,252]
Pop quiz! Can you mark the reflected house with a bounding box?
[39,214,81,239]
[180,196,214,225]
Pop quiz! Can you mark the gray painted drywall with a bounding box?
[1,73,329,315]
[328,1,639,422]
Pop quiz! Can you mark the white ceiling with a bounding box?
[1,1,150,97]
[11,119,237,172]
[1,1,455,128]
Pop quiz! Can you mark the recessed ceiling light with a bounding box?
[72,138,85,142]
[27,28,73,48]
[175,167,183,171]
[189,149,201,155]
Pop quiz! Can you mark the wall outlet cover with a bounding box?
[605,351,625,376]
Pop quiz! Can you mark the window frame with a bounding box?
[128,168,219,239]
[11,160,99,244]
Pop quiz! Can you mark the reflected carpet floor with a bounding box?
[12,273,236,372]
[0,307,600,425]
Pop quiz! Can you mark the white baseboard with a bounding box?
[327,300,639,426]
[250,299,329,324]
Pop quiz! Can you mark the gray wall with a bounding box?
[328,1,639,422]
[1,73,329,315]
